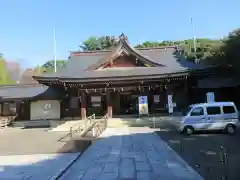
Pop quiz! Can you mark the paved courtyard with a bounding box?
[0,128,86,155]
[0,153,80,180]
[59,127,203,180]
[156,120,240,180]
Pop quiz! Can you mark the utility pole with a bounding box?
[53,28,57,72]
[190,18,197,63]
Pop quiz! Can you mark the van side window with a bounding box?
[190,107,204,116]
[223,106,235,114]
[206,106,221,115]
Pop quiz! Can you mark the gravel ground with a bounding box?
[156,120,240,180]
[0,128,91,155]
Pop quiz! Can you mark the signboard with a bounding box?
[91,96,101,102]
[168,95,173,114]
[43,103,51,114]
[138,96,149,115]
[206,92,215,102]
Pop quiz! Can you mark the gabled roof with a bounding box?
[85,36,165,70]
[33,34,213,81]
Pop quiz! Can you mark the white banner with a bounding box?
[168,95,173,113]
[138,96,149,115]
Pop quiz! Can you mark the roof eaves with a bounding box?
[32,75,59,81]
[59,71,190,84]
[59,69,192,81]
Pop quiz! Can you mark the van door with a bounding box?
[188,107,207,130]
[222,105,238,128]
[206,106,223,130]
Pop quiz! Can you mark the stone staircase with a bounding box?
[50,120,85,132]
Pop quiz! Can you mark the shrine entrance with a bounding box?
[119,93,138,115]
[86,94,107,117]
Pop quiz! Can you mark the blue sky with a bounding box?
[0,0,239,68]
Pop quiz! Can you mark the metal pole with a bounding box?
[190,18,197,63]
[53,28,57,72]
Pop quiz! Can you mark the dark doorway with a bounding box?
[148,87,167,114]
[61,97,81,119]
[120,93,138,115]
[87,94,107,117]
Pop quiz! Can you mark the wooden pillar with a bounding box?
[81,92,87,120]
[184,78,189,106]
[107,91,112,118]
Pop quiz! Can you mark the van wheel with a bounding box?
[184,126,194,135]
[225,124,236,135]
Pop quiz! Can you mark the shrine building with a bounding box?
[0,34,239,123]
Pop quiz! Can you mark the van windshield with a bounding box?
[182,106,193,116]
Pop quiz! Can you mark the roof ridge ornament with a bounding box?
[119,33,128,42]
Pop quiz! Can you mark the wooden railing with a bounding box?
[0,116,15,128]
[69,114,95,138]
[88,114,108,137]
[58,114,95,141]
[74,113,108,138]
[59,113,108,141]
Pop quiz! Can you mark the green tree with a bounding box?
[79,36,119,51]
[135,39,223,63]
[41,60,67,73]
[218,28,240,75]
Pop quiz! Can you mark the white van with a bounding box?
[179,102,239,135]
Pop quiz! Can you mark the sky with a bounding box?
[0,0,239,68]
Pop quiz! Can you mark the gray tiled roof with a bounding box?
[139,48,207,69]
[33,42,211,80]
[59,66,207,82]
[65,47,208,75]
[0,84,62,101]
[67,51,111,71]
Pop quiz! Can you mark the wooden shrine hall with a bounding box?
[32,34,216,119]
[0,34,238,122]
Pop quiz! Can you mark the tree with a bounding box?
[41,60,67,73]
[0,57,16,84]
[135,39,223,63]
[218,29,240,75]
[79,36,119,51]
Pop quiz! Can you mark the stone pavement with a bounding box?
[59,127,203,180]
[0,153,80,180]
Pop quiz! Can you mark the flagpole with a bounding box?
[53,28,57,72]
[190,18,197,62]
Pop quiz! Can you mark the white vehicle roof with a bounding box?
[190,102,236,108]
